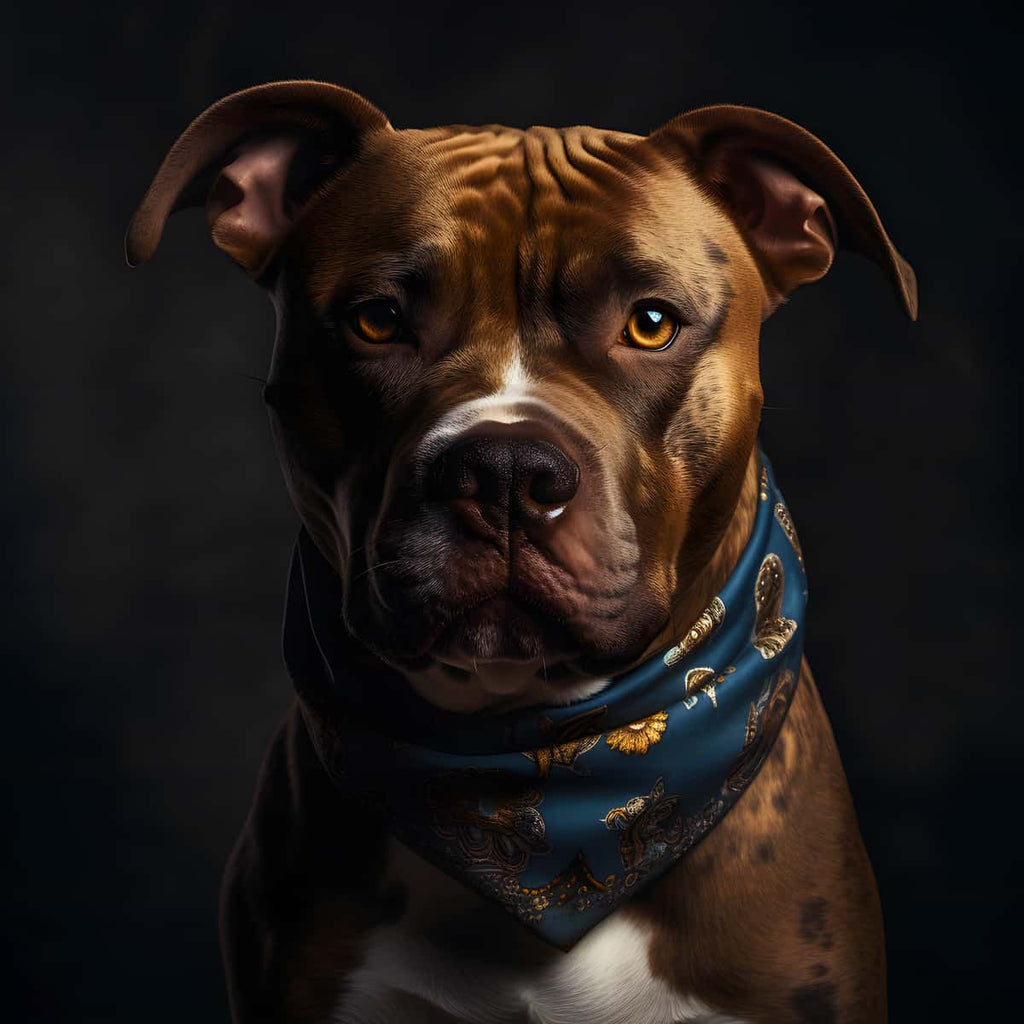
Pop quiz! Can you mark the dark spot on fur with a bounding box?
[800,898,827,942]
[703,236,729,265]
[799,897,834,950]
[788,981,838,1024]
[811,962,829,977]
[772,789,790,811]
[687,852,716,878]
[757,841,774,862]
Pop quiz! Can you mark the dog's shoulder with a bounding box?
[624,660,886,1022]
[220,703,400,1021]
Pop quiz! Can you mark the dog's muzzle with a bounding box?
[349,410,653,680]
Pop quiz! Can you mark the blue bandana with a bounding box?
[284,452,807,950]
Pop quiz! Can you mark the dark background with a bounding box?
[2,1,1018,1020]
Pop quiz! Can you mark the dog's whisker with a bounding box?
[352,558,405,583]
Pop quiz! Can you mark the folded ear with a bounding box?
[125,80,391,280]
[646,105,917,320]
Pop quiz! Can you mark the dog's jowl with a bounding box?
[128,81,916,1024]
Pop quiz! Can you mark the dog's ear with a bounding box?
[646,105,917,320]
[125,80,390,280]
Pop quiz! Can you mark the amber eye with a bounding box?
[350,299,403,344]
[623,307,679,350]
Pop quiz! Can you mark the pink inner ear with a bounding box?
[724,155,838,313]
[206,135,303,275]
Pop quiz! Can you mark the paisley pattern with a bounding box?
[604,777,687,886]
[726,668,797,792]
[774,501,804,566]
[752,553,798,658]
[424,768,550,874]
[499,852,614,923]
[664,596,726,666]
[284,451,808,949]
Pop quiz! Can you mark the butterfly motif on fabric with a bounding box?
[523,705,606,777]
[752,553,797,659]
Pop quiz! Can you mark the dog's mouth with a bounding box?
[433,592,575,663]
[382,592,619,710]
[390,591,580,678]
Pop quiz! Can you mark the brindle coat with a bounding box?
[127,81,916,1024]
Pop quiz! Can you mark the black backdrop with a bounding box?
[2,2,1019,1020]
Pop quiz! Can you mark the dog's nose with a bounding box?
[428,435,579,527]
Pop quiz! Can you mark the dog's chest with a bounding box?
[334,839,741,1024]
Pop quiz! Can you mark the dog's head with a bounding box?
[128,81,915,712]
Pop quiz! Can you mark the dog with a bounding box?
[127,80,916,1024]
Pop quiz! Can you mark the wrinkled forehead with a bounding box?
[301,123,731,314]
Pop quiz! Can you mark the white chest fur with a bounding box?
[333,840,746,1024]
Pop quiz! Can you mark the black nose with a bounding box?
[428,434,580,527]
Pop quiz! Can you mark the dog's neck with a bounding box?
[648,449,762,665]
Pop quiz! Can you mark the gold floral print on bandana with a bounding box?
[753,553,798,659]
[759,464,770,501]
[605,710,669,755]
[773,501,804,566]
[664,596,726,667]
[523,705,607,777]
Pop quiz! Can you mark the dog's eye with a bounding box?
[350,300,403,344]
[623,307,679,350]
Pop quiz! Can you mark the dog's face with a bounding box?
[128,82,915,711]
[273,127,764,708]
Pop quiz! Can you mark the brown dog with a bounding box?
[127,81,916,1024]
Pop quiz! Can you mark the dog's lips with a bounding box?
[432,592,576,665]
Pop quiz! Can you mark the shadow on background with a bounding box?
[1,1,1018,1019]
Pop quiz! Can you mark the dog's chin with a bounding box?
[391,594,616,714]
[435,593,572,662]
